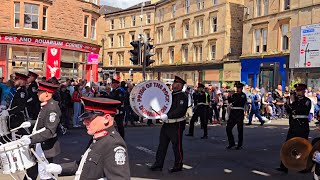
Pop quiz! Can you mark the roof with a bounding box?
[102,1,155,15]
[127,1,152,10]
[99,5,123,15]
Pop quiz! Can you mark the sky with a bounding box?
[100,0,147,9]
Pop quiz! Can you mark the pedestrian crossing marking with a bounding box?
[251,170,271,176]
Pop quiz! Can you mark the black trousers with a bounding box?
[115,114,125,139]
[154,121,185,168]
[188,105,208,136]
[226,110,244,147]
[24,157,53,180]
[280,121,309,170]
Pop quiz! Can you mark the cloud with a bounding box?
[100,0,146,9]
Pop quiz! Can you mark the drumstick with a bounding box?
[30,148,57,180]
[151,108,160,116]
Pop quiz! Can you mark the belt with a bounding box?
[163,118,185,123]
[292,115,309,119]
[231,107,245,110]
[197,103,209,106]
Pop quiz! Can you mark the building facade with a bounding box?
[102,0,244,85]
[0,0,101,81]
[242,0,320,91]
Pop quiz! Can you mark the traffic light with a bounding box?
[145,43,155,67]
[130,41,140,65]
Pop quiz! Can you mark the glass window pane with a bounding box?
[15,3,20,12]
[32,5,39,14]
[24,4,31,13]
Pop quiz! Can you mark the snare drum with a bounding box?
[0,140,35,174]
[0,115,10,136]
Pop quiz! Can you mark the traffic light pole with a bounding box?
[142,36,147,81]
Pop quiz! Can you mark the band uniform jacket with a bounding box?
[30,98,61,158]
[110,87,125,115]
[285,96,311,127]
[27,81,41,120]
[60,126,130,180]
[167,91,188,120]
[8,86,28,129]
[228,92,247,110]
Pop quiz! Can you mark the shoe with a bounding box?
[235,146,242,150]
[150,165,162,171]
[169,166,182,173]
[201,136,208,139]
[226,144,235,149]
[298,169,309,174]
[276,167,288,174]
[185,134,194,137]
[260,121,265,126]
[245,123,252,126]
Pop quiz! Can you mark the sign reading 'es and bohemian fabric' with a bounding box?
[46,47,61,79]
[0,34,100,54]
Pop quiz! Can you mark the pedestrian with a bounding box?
[226,82,247,150]
[59,84,71,129]
[26,71,41,120]
[150,76,188,173]
[273,85,285,118]
[186,83,210,139]
[109,78,125,139]
[19,81,61,180]
[247,88,265,126]
[44,97,130,179]
[72,85,82,128]
[276,83,311,173]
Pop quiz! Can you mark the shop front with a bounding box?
[241,56,289,92]
[0,34,100,81]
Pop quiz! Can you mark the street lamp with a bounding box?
[100,34,106,67]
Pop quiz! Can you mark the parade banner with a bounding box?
[46,47,61,79]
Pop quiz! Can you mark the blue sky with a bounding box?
[100,0,147,9]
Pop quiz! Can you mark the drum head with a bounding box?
[130,80,172,119]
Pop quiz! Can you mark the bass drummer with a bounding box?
[150,76,188,173]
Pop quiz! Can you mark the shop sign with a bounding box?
[223,63,241,81]
[87,53,99,64]
[0,34,100,54]
[46,47,61,79]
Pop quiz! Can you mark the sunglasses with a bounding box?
[79,110,105,121]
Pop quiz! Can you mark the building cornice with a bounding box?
[240,52,290,59]
[104,4,156,18]
[76,0,100,9]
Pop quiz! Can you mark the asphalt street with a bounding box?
[1,119,319,180]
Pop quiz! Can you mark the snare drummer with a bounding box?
[44,97,130,179]
[150,76,188,173]
[19,81,61,180]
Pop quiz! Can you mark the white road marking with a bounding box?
[251,170,271,176]
[136,146,193,169]
[224,169,232,173]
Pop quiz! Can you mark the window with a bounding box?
[118,53,124,66]
[211,17,217,33]
[157,50,162,65]
[131,16,136,26]
[210,44,216,60]
[42,7,48,30]
[169,48,174,64]
[109,36,114,47]
[197,0,204,10]
[118,34,124,47]
[130,33,135,41]
[109,54,113,66]
[24,3,39,29]
[264,0,269,15]
[281,24,289,50]
[212,0,218,5]
[183,46,188,63]
[159,9,164,22]
[184,23,189,38]
[91,19,96,40]
[146,13,151,24]
[84,16,89,37]
[284,0,290,10]
[185,0,190,13]
[172,4,176,18]
[253,28,268,53]
[119,17,125,28]
[14,3,20,28]
[92,0,98,5]
[110,19,114,29]
[256,0,261,17]
[196,19,204,36]
[157,28,163,43]
[170,25,175,41]
[194,45,203,62]
[145,32,150,39]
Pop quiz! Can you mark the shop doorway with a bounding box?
[259,62,280,92]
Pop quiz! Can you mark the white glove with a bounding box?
[19,135,31,145]
[313,151,320,164]
[160,114,168,121]
[0,110,9,117]
[0,105,6,110]
[45,163,62,174]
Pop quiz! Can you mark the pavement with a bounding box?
[1,119,319,180]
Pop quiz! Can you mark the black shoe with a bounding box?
[201,136,208,139]
[150,165,162,171]
[298,169,310,174]
[246,123,252,126]
[169,166,182,173]
[235,146,242,150]
[260,121,265,126]
[185,133,194,137]
[226,144,235,149]
[276,167,288,174]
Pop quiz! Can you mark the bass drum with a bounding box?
[130,80,172,119]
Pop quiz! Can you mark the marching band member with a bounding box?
[26,71,41,120]
[150,76,188,173]
[44,97,130,180]
[277,83,311,173]
[19,82,61,180]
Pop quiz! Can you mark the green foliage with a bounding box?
[223,81,235,88]
[289,77,301,90]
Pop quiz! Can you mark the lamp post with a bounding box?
[100,35,106,67]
